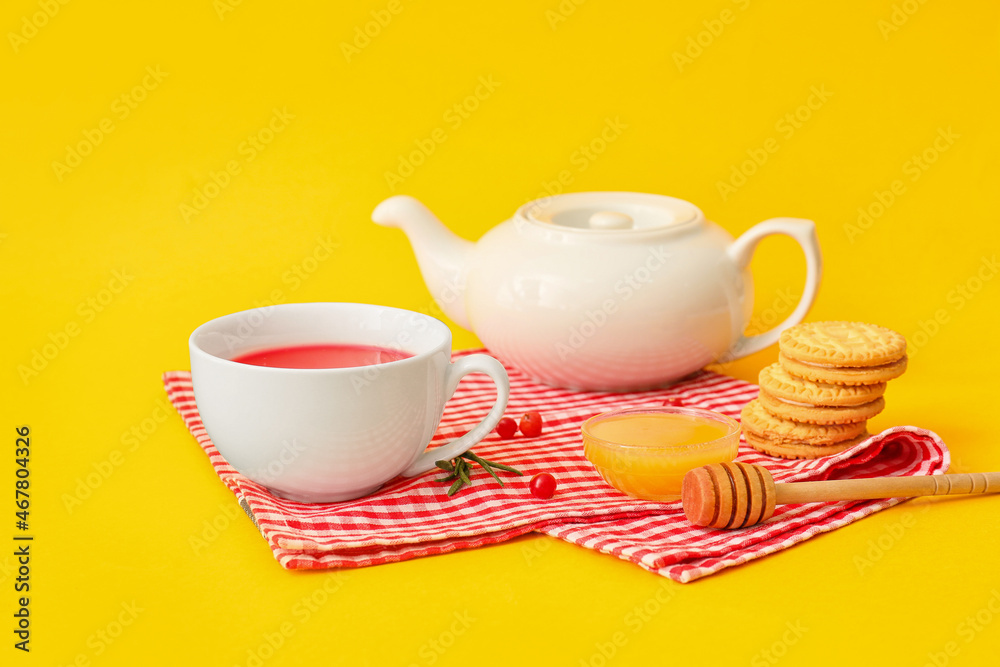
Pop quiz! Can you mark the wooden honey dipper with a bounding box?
[682,461,1000,529]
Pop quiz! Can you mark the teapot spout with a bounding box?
[372,195,474,329]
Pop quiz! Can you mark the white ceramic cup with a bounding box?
[189,302,510,503]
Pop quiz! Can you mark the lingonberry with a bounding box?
[529,472,557,499]
[496,417,517,439]
[519,411,543,438]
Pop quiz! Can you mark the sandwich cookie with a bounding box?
[740,399,869,460]
[745,431,870,460]
[757,363,886,424]
[778,321,907,385]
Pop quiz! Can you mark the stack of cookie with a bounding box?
[741,321,908,459]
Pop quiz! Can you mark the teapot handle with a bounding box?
[721,218,822,361]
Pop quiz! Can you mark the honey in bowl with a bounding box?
[582,406,740,501]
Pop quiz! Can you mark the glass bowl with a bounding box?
[582,405,740,501]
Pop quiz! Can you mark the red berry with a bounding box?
[662,397,684,407]
[519,411,543,438]
[496,417,517,439]
[529,473,557,499]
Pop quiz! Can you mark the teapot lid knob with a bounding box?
[588,210,634,230]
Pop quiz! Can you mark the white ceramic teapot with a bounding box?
[372,192,821,391]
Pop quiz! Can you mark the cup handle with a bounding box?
[402,354,510,477]
[720,218,823,362]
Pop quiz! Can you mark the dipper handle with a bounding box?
[682,463,1000,529]
[774,470,1000,505]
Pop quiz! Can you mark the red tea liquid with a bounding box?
[230,344,413,369]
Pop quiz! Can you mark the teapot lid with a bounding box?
[517,192,702,233]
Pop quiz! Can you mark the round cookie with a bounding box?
[780,321,907,367]
[740,399,867,445]
[745,431,869,460]
[758,390,884,424]
[758,362,885,406]
[779,352,907,385]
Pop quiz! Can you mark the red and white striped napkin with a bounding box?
[164,350,948,583]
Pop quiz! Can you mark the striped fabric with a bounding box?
[164,350,948,582]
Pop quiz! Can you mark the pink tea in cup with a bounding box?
[231,344,412,369]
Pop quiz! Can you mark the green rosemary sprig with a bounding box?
[435,451,524,496]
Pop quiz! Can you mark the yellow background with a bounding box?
[5,0,1000,664]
